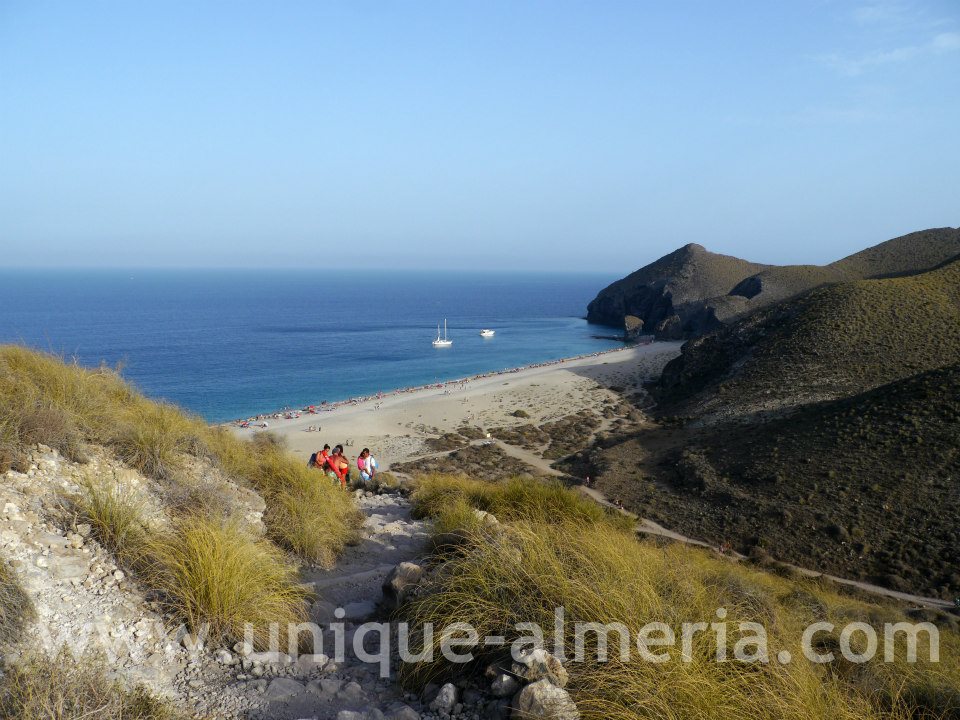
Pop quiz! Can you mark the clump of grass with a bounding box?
[365,471,401,493]
[428,498,488,554]
[411,474,631,529]
[400,515,959,720]
[76,474,148,566]
[110,403,203,480]
[0,346,207,477]
[0,559,35,645]
[204,429,361,566]
[0,650,184,720]
[143,515,308,646]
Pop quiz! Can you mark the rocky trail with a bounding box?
[207,490,434,720]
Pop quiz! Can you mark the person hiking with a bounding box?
[325,444,350,489]
[357,448,378,485]
[308,443,331,469]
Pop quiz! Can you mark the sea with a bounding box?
[0,269,623,422]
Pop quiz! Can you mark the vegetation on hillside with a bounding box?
[597,365,960,598]
[0,345,361,651]
[401,475,960,720]
[655,257,960,417]
[0,345,360,565]
[0,560,34,644]
[0,650,186,720]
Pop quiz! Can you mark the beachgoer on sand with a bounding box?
[357,448,379,485]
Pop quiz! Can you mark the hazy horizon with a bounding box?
[2,1,958,272]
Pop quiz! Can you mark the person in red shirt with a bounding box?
[324,444,350,489]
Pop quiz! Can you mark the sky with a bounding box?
[1,1,958,272]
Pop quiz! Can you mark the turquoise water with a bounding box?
[0,269,621,422]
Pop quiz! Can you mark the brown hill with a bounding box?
[588,227,960,339]
[586,243,770,338]
[653,256,960,419]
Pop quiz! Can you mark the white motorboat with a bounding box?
[432,319,453,347]
[479,329,495,337]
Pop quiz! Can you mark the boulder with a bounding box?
[624,315,644,340]
[511,648,569,688]
[431,682,458,712]
[264,677,305,702]
[490,672,520,697]
[387,706,421,720]
[512,679,579,719]
[381,561,424,610]
[472,509,500,529]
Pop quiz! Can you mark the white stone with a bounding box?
[513,679,579,719]
[432,682,458,712]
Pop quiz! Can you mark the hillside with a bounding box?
[585,243,769,338]
[654,256,960,418]
[397,474,960,720]
[0,346,363,718]
[594,364,960,599]
[588,227,960,339]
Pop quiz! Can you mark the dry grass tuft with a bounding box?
[143,515,308,646]
[0,559,34,645]
[76,474,149,567]
[0,650,184,720]
[411,473,631,529]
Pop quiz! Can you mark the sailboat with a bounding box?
[432,319,453,347]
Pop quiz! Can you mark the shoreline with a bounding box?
[225,342,652,428]
[233,341,684,470]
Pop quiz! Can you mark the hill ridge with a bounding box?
[587,226,960,339]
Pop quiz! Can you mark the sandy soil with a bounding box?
[232,343,683,470]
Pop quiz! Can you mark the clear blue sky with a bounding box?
[1,1,958,271]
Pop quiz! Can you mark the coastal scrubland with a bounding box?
[399,474,960,720]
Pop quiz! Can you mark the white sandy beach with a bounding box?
[232,342,683,470]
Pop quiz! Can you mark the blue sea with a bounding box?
[0,270,622,422]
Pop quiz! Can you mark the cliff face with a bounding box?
[587,227,960,340]
[585,244,769,339]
